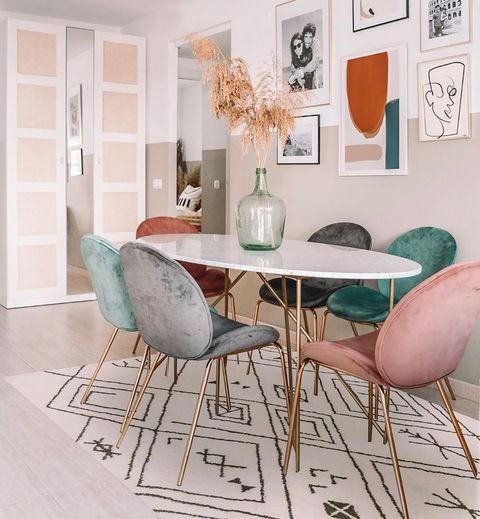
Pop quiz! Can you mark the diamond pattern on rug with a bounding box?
[6,350,480,519]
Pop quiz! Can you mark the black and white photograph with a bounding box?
[276,0,330,106]
[421,0,470,51]
[418,54,470,141]
[352,0,409,32]
[67,84,83,148]
[277,114,320,164]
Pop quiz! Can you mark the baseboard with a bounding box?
[234,313,480,403]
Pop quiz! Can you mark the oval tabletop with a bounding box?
[139,234,422,280]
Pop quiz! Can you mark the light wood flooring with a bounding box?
[0,301,477,517]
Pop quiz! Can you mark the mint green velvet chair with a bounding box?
[80,234,139,404]
[322,226,457,399]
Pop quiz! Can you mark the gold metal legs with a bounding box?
[177,359,214,486]
[443,376,456,401]
[228,293,237,320]
[350,321,359,337]
[221,357,231,411]
[313,310,330,396]
[436,381,477,477]
[283,360,308,474]
[368,382,373,442]
[116,352,166,448]
[131,333,141,355]
[81,327,119,404]
[378,386,409,519]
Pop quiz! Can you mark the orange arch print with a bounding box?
[347,52,388,138]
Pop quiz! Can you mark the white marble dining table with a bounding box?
[140,233,422,392]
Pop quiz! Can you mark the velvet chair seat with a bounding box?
[259,277,348,308]
[302,331,384,385]
[326,285,390,323]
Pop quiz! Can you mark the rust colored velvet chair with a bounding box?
[136,216,236,311]
[283,261,480,519]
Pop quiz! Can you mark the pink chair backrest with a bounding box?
[136,216,206,278]
[375,261,480,389]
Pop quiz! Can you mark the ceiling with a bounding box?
[178,29,231,59]
[0,0,163,27]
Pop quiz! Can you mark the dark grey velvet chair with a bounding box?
[252,222,372,393]
[117,242,289,486]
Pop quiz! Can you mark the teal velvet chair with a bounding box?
[322,226,457,398]
[80,234,139,405]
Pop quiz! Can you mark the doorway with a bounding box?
[176,28,231,234]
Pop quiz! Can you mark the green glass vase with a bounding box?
[235,168,286,251]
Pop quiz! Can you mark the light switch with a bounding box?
[213,180,221,189]
[153,178,163,189]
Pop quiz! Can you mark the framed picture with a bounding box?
[67,84,83,148]
[276,0,330,106]
[418,54,470,141]
[340,45,408,176]
[277,115,320,164]
[352,0,409,32]
[69,148,83,177]
[420,0,470,51]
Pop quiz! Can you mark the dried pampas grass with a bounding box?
[186,33,306,168]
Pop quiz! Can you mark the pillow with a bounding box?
[177,185,202,212]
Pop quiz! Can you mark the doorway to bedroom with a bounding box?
[176,28,230,234]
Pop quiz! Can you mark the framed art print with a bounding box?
[340,45,408,176]
[277,114,320,164]
[418,54,470,141]
[352,0,409,32]
[276,0,330,106]
[67,84,83,148]
[69,148,83,177]
[420,0,470,51]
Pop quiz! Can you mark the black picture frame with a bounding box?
[352,0,409,33]
[277,114,320,165]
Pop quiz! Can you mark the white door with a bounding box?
[94,32,146,243]
[5,19,66,307]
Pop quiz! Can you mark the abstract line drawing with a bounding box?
[352,0,409,32]
[418,55,470,141]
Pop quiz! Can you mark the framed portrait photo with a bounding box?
[418,54,470,141]
[352,0,409,32]
[340,45,408,176]
[67,84,83,148]
[276,0,330,106]
[420,0,470,51]
[277,114,320,165]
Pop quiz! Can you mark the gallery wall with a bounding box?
[124,0,479,389]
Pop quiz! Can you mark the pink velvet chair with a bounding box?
[283,261,480,519]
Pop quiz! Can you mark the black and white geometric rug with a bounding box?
[6,348,480,518]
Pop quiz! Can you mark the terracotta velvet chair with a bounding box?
[80,235,141,405]
[283,261,480,519]
[136,216,236,318]
[117,242,289,485]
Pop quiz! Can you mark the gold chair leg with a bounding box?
[221,357,231,411]
[252,300,262,325]
[177,359,214,486]
[174,358,178,384]
[215,359,221,415]
[368,382,374,442]
[246,351,254,375]
[302,309,310,338]
[374,384,379,419]
[436,381,477,477]
[313,310,329,396]
[228,293,237,320]
[379,387,409,519]
[383,387,391,444]
[283,360,308,475]
[443,376,456,401]
[116,352,165,448]
[81,327,119,405]
[350,321,359,336]
[164,356,170,376]
[271,341,290,411]
[312,309,318,341]
[120,346,150,433]
[131,333,141,355]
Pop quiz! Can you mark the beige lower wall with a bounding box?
[146,114,480,386]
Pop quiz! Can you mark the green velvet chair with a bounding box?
[80,234,139,405]
[322,226,457,398]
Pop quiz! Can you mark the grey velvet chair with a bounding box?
[117,242,289,486]
[80,235,141,407]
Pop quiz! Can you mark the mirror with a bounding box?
[66,27,94,295]
[176,29,231,234]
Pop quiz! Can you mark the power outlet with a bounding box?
[153,178,163,189]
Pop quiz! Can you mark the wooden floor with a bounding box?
[0,301,477,517]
